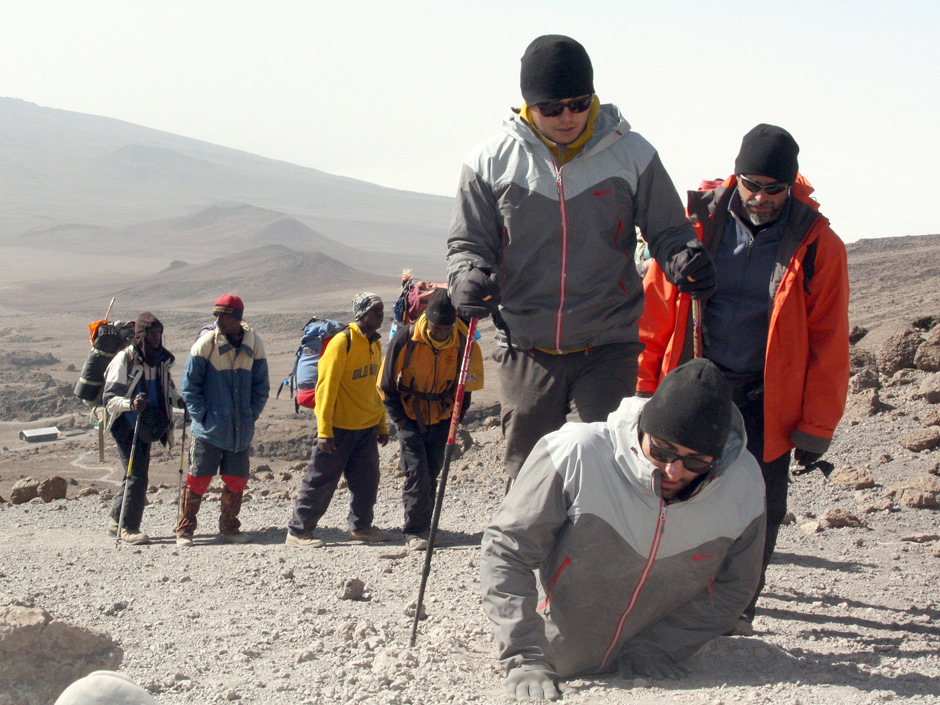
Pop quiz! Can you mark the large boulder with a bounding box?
[843,388,881,419]
[920,372,940,404]
[857,322,923,375]
[9,478,39,505]
[0,599,122,705]
[37,476,67,502]
[914,326,940,372]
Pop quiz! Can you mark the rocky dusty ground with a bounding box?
[1,235,940,704]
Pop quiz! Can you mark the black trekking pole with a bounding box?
[115,394,146,546]
[409,317,478,647]
[175,408,190,512]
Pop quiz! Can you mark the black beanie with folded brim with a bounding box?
[734,123,800,185]
[639,358,732,459]
[520,35,594,105]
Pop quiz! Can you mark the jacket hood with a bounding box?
[607,396,750,502]
[503,102,631,158]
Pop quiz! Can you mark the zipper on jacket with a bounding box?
[599,501,668,669]
[554,163,568,352]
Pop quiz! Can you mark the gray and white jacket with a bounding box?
[481,396,765,678]
[447,104,696,351]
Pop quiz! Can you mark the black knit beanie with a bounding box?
[520,35,594,105]
[734,123,800,185]
[639,358,732,459]
[425,289,457,326]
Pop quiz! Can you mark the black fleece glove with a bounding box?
[450,266,501,319]
[794,448,823,467]
[669,240,717,300]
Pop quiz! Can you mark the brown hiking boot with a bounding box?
[219,486,250,542]
[286,531,325,548]
[176,486,202,542]
[349,526,390,543]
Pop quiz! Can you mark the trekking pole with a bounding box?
[175,408,190,512]
[115,395,145,546]
[409,316,478,647]
[691,297,703,358]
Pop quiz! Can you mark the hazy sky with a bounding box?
[3,0,938,242]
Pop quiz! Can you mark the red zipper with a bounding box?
[599,501,668,669]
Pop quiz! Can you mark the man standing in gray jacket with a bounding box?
[447,35,716,480]
[481,359,765,700]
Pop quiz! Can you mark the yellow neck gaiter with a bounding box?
[520,95,601,166]
[416,315,458,351]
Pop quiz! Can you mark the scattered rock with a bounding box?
[844,388,880,419]
[404,599,428,620]
[829,466,875,489]
[849,326,868,345]
[933,542,940,559]
[886,368,919,387]
[800,521,821,534]
[895,490,939,509]
[900,533,940,544]
[858,497,894,514]
[874,325,922,375]
[10,477,39,505]
[821,507,866,528]
[37,476,67,502]
[920,373,940,404]
[914,326,940,371]
[924,412,940,427]
[292,461,307,472]
[338,578,367,601]
[849,368,881,393]
[898,427,940,452]
[0,602,122,704]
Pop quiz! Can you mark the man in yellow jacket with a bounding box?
[379,290,484,550]
[287,293,390,547]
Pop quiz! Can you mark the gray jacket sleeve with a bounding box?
[480,438,570,675]
[633,152,698,281]
[446,164,501,286]
[622,510,766,664]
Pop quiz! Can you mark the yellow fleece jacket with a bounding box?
[314,322,388,438]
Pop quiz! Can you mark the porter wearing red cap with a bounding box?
[213,294,244,320]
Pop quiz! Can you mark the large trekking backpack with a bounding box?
[393,270,447,327]
[73,321,135,406]
[277,318,351,413]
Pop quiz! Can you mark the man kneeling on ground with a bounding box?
[481,358,766,700]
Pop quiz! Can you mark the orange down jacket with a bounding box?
[637,175,849,462]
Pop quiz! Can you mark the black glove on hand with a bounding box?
[794,448,823,467]
[618,649,690,681]
[670,240,717,300]
[505,666,561,701]
[451,266,501,319]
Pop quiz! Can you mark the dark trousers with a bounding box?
[495,342,641,478]
[288,426,380,535]
[398,417,448,535]
[109,431,151,532]
[738,393,791,621]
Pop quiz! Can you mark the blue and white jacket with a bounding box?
[180,323,270,452]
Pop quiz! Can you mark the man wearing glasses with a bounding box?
[481,359,765,700]
[638,124,850,635]
[447,35,716,482]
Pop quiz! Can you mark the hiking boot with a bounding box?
[107,518,119,536]
[119,529,150,545]
[176,535,194,548]
[220,530,252,544]
[725,617,755,637]
[286,531,325,548]
[176,486,203,538]
[219,486,245,535]
[405,534,429,551]
[349,526,390,543]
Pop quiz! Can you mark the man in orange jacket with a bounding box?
[637,124,849,634]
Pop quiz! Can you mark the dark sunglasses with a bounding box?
[647,437,717,474]
[534,94,593,118]
[738,174,789,196]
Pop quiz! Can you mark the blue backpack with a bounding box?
[277,318,350,412]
